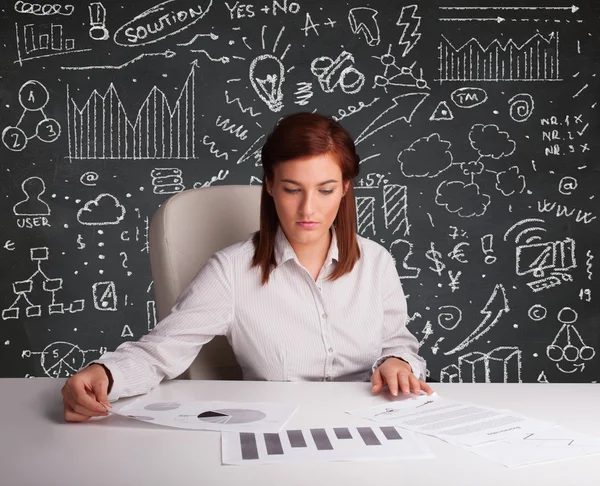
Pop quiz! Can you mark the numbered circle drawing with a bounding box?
[19,80,49,111]
[2,126,28,151]
[197,409,266,424]
[144,402,181,411]
[40,341,86,378]
[36,118,61,143]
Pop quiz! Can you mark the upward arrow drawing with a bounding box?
[444,284,510,355]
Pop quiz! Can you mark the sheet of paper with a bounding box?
[221,425,434,465]
[469,426,600,467]
[348,393,556,447]
[105,398,297,432]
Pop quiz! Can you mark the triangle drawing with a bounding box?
[430,101,454,121]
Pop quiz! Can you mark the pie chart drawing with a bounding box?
[196,409,266,424]
[144,402,181,411]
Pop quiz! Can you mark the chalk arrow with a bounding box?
[557,363,585,373]
[444,284,509,355]
[355,92,429,145]
[440,5,579,13]
[440,17,505,23]
[348,7,380,46]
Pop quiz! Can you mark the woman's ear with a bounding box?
[265,179,273,196]
[343,181,350,196]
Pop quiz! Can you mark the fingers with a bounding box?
[371,369,384,393]
[397,372,410,395]
[63,399,92,423]
[92,378,112,409]
[62,379,109,422]
[383,370,399,396]
[420,380,434,395]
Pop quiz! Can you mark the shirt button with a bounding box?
[328,347,333,353]
[322,313,328,319]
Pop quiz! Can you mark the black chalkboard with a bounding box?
[1,0,598,383]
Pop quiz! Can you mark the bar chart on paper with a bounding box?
[221,425,433,464]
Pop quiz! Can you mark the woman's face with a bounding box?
[267,152,349,248]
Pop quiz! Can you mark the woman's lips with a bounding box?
[297,222,319,229]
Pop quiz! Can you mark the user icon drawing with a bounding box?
[13,176,51,216]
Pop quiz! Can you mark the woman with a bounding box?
[62,112,432,423]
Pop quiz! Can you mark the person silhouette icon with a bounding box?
[13,176,51,216]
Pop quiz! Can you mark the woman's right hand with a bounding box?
[62,364,112,422]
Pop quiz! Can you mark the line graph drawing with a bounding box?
[225,90,261,117]
[2,247,85,320]
[438,33,561,82]
[61,50,176,70]
[67,61,198,159]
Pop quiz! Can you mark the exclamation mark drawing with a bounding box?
[88,2,109,41]
[481,234,496,264]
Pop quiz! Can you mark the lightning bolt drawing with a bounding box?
[397,5,421,57]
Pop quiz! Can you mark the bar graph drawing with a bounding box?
[438,32,561,82]
[15,22,91,65]
[223,425,433,464]
[67,62,198,160]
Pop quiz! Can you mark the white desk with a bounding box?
[1,378,599,486]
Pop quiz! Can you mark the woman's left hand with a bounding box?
[371,357,433,397]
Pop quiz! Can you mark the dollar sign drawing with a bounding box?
[77,234,85,250]
[425,242,445,276]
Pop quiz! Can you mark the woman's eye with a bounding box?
[284,188,299,194]
[320,190,333,195]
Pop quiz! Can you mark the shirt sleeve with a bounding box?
[87,250,233,402]
[371,250,427,381]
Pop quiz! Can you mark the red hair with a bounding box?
[251,112,361,285]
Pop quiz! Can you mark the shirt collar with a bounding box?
[274,225,339,267]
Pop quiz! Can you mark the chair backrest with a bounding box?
[148,185,262,380]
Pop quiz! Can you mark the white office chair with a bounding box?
[148,185,262,380]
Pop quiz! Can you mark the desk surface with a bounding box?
[1,378,599,486]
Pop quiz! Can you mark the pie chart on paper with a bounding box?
[197,409,267,424]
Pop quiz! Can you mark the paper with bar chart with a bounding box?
[222,425,433,465]
[107,399,298,432]
[348,393,556,447]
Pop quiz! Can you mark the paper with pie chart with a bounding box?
[106,398,298,432]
